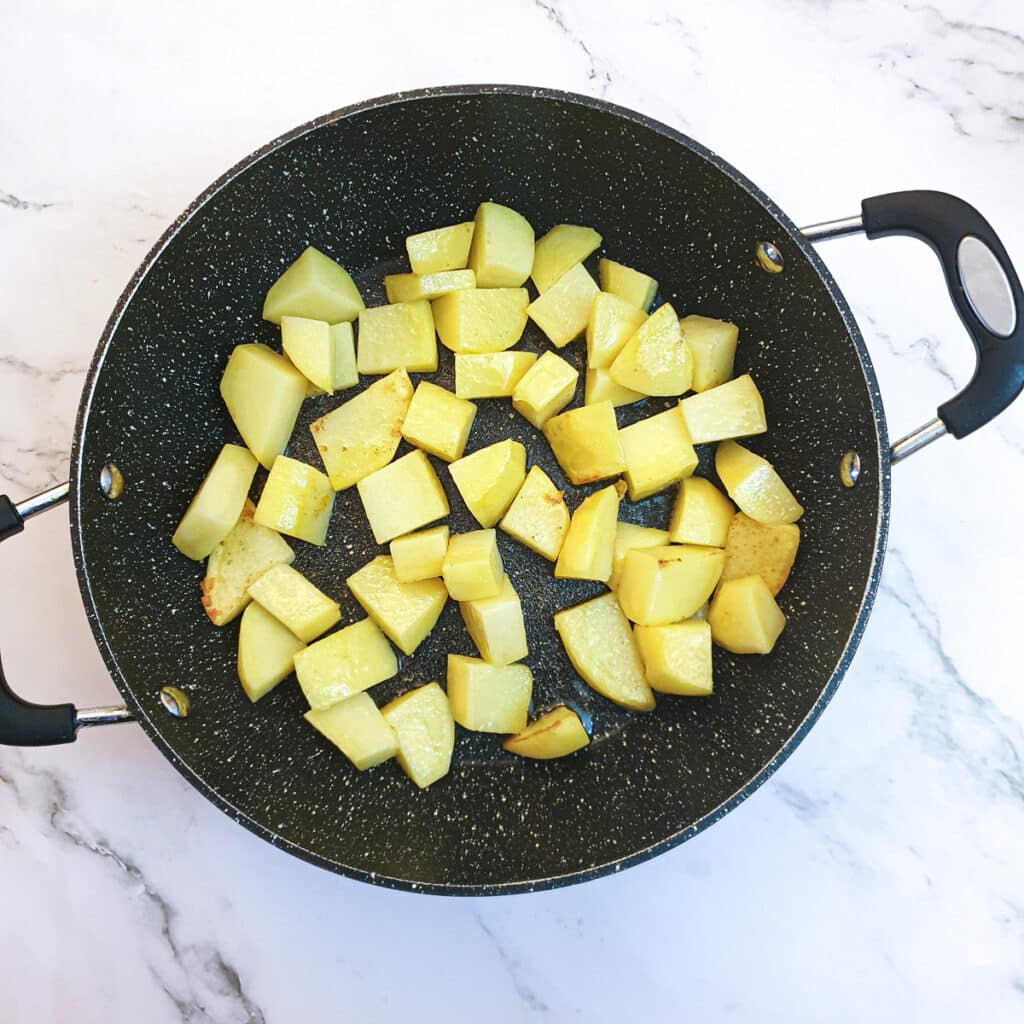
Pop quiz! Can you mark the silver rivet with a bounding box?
[756,241,784,274]
[159,686,190,718]
[839,451,861,487]
[99,463,124,500]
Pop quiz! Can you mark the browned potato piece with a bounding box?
[720,513,800,595]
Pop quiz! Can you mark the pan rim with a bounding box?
[69,83,891,896]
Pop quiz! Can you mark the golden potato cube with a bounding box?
[635,620,713,696]
[305,693,398,770]
[330,322,358,391]
[498,465,570,562]
[384,269,475,304]
[502,707,590,759]
[310,369,413,490]
[526,262,600,348]
[356,450,449,545]
[669,477,735,547]
[708,574,786,654]
[553,593,654,711]
[254,456,335,546]
[220,343,307,469]
[432,288,529,353]
[172,444,258,561]
[460,573,528,665]
[454,351,537,398]
[237,601,305,702]
[587,292,648,368]
[618,405,698,501]
[555,484,620,582]
[584,368,644,408]
[381,683,455,788]
[598,258,657,311]
[715,440,803,524]
[446,655,532,733]
[680,374,767,443]
[262,246,364,325]
[610,303,692,397]
[442,529,504,602]
[531,224,602,292]
[389,524,450,583]
[512,351,579,428]
[448,439,526,527]
[680,315,738,392]
[295,618,398,710]
[401,381,477,462]
[406,221,474,275]
[356,300,437,374]
[246,563,340,643]
[281,316,335,393]
[468,202,534,288]
[721,513,800,595]
[542,401,625,486]
[617,545,725,626]
[607,522,669,591]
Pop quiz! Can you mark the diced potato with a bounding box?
[618,405,698,501]
[254,456,335,546]
[237,601,306,702]
[609,303,692,397]
[680,374,767,443]
[721,513,800,595]
[356,450,449,545]
[442,529,504,602]
[220,344,307,469]
[310,369,413,490]
[554,485,620,582]
[708,574,786,654]
[668,477,735,547]
[512,351,579,428]
[448,439,526,528]
[281,316,335,393]
[715,441,803,524]
[553,593,654,711]
[634,620,713,696]
[460,574,528,665]
[384,269,475,304]
[607,522,669,591]
[502,707,590,759]
[455,351,537,398]
[330,322,359,391]
[587,292,648,368]
[295,618,398,710]
[467,202,534,288]
[401,381,477,462]
[617,545,725,626]
[381,683,455,788]
[446,655,532,733]
[304,693,398,770]
[262,246,365,325]
[584,368,644,407]
[542,402,625,485]
[390,524,450,583]
[498,465,570,562]
[526,263,600,348]
[598,258,657,311]
[406,221,474,275]
[680,315,738,392]
[432,288,529,353]
[531,224,602,292]
[356,300,437,374]
[246,563,340,642]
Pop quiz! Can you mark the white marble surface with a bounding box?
[2,1,1024,1020]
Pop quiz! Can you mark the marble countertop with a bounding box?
[3,1,1023,1020]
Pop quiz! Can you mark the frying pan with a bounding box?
[1,87,1021,895]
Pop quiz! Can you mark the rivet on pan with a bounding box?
[159,686,191,718]
[839,451,861,488]
[99,463,124,500]
[756,241,784,274]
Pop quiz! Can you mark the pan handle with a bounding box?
[801,190,1024,461]
[0,483,133,745]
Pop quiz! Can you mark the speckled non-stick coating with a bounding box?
[70,87,889,894]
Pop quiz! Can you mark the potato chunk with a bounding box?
[384,269,475,304]
[246,563,340,643]
[607,522,669,591]
[531,224,602,292]
[305,693,398,770]
[635,620,713,696]
[598,258,657,311]
[406,221,474,275]
[254,456,335,546]
[618,405,697,501]
[587,292,648,368]
[584,368,644,408]
[262,246,364,325]
[295,618,398,710]
[555,484,620,582]
[331,322,359,391]
[502,707,590,759]
[442,529,504,601]
[356,300,437,374]
[454,352,537,398]
[389,524,450,583]
[467,202,534,288]
[281,316,335,393]
[715,441,804,524]
[526,262,600,348]
[401,382,476,462]
[553,593,654,711]
[617,545,725,626]
[512,351,579,428]
[609,303,691,397]
[460,574,528,665]
[381,683,455,788]
[708,575,786,654]
[446,655,532,733]
[432,288,529,353]
[237,601,305,702]
[721,513,800,595]
[680,315,738,392]
[542,402,625,485]
[498,465,569,562]
[680,374,767,443]
[448,439,526,528]
[669,477,735,547]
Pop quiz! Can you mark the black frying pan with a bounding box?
[2,87,1021,895]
